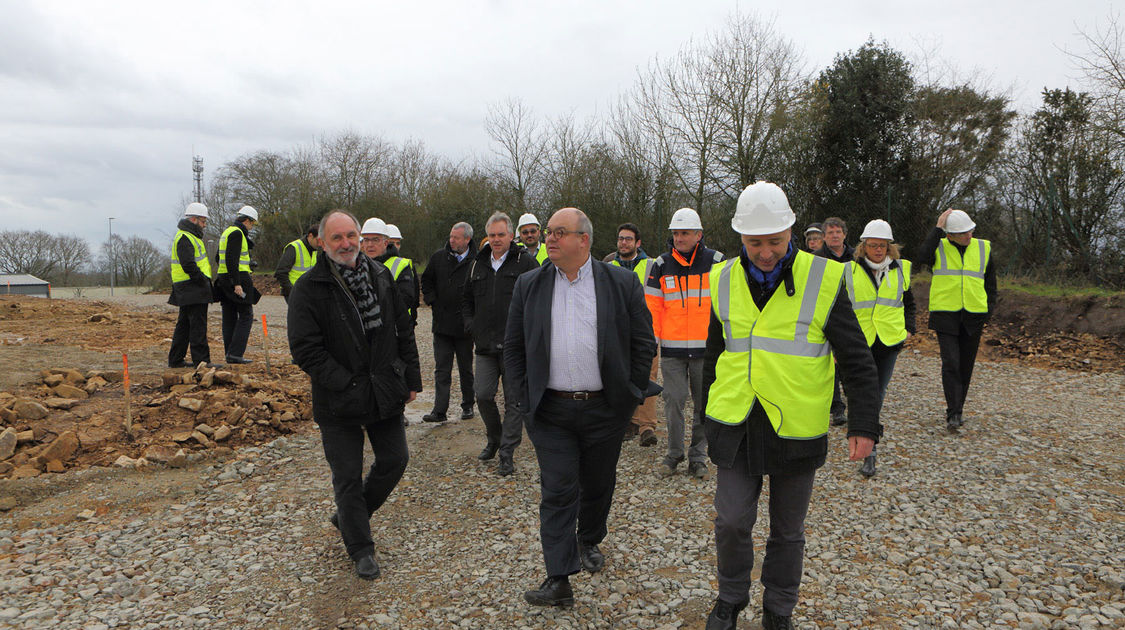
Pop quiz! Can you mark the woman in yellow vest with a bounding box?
[917,209,996,432]
[845,220,916,477]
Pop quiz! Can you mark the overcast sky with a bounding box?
[0,0,1116,251]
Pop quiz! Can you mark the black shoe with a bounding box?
[761,606,793,630]
[524,576,573,607]
[688,461,709,480]
[330,512,339,530]
[168,360,192,369]
[478,442,498,461]
[860,454,876,477]
[623,424,638,441]
[705,597,748,630]
[830,411,847,426]
[497,455,514,477]
[226,355,253,365]
[354,553,380,580]
[423,412,447,423]
[639,429,657,447]
[946,413,960,432]
[577,540,605,573]
[460,407,475,420]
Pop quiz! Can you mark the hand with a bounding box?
[937,208,953,229]
[406,391,418,404]
[848,436,874,461]
[234,285,246,298]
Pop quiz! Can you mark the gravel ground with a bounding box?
[1,299,1122,629]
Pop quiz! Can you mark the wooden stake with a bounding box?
[261,314,272,374]
[123,353,133,438]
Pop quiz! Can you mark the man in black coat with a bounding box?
[461,212,538,476]
[505,208,657,608]
[287,210,423,581]
[168,202,214,367]
[813,216,855,426]
[420,221,476,423]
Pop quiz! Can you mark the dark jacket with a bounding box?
[287,254,423,426]
[853,256,917,338]
[702,248,882,475]
[215,221,260,305]
[814,242,855,264]
[168,218,213,307]
[274,236,316,299]
[376,244,419,324]
[503,259,657,422]
[421,242,476,337]
[461,244,538,355]
[609,248,650,271]
[917,227,997,336]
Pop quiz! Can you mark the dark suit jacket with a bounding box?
[503,258,657,423]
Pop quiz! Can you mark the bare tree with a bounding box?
[100,235,163,286]
[540,111,596,207]
[222,150,297,218]
[484,97,547,212]
[54,234,92,285]
[0,230,58,278]
[319,131,393,208]
[1069,12,1125,144]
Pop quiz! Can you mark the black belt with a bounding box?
[547,389,603,400]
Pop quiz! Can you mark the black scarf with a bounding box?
[335,255,382,334]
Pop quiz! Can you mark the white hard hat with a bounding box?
[668,208,703,231]
[385,224,403,240]
[860,219,894,241]
[361,217,388,236]
[517,213,540,229]
[237,205,259,221]
[731,182,796,235]
[945,209,976,234]
[184,202,208,218]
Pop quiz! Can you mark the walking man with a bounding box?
[287,210,422,580]
[917,208,995,431]
[168,202,214,368]
[813,217,854,426]
[646,208,724,479]
[215,206,260,364]
[361,218,418,323]
[421,221,477,423]
[275,223,320,302]
[703,183,880,630]
[517,213,548,265]
[506,208,657,607]
[462,212,538,475]
[609,223,659,447]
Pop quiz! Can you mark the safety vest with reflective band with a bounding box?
[844,259,911,347]
[385,256,413,281]
[523,244,547,266]
[285,238,317,286]
[610,258,652,286]
[217,226,251,274]
[930,238,990,313]
[644,247,723,355]
[705,251,844,439]
[170,230,211,282]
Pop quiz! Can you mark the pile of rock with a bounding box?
[0,428,78,479]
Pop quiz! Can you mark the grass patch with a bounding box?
[998,278,1124,298]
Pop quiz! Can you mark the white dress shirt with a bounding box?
[547,255,603,392]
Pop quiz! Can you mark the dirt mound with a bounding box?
[0,297,178,352]
[145,274,283,296]
[0,362,311,480]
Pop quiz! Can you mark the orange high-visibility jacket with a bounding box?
[645,243,724,359]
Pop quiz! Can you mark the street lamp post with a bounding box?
[108,217,115,296]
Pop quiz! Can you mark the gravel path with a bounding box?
[1,310,1122,628]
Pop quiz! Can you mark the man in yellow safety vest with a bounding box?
[275,223,320,302]
[215,205,260,364]
[701,182,880,630]
[608,222,659,447]
[168,202,215,368]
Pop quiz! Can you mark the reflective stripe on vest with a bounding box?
[385,256,413,280]
[705,251,843,439]
[170,230,211,282]
[610,258,651,285]
[930,238,990,313]
[530,245,548,265]
[217,226,251,274]
[844,259,910,347]
[286,239,317,286]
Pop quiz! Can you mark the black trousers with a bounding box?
[168,303,210,365]
[936,330,982,417]
[220,299,253,359]
[319,419,409,560]
[431,333,474,416]
[527,395,628,578]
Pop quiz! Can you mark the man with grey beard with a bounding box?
[287,209,422,580]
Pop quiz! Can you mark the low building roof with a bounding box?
[0,274,49,286]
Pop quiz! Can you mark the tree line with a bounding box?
[0,230,163,287]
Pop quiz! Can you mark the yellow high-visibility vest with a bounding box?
[385,256,413,280]
[170,230,211,282]
[285,238,317,286]
[705,251,843,438]
[844,259,911,347]
[930,238,990,313]
[217,226,251,275]
[610,258,652,285]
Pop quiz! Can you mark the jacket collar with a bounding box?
[177,218,204,239]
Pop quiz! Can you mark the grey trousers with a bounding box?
[714,460,816,616]
[473,353,524,457]
[661,356,706,465]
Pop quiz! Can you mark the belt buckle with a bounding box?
[574,391,590,400]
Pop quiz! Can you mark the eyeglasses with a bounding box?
[520,228,539,236]
[617,235,635,242]
[544,227,586,239]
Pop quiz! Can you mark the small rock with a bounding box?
[62,368,86,384]
[191,431,213,447]
[114,455,137,468]
[76,509,96,520]
[43,374,64,387]
[41,430,79,462]
[199,370,216,388]
[45,459,65,473]
[194,423,215,437]
[0,407,15,423]
[167,449,189,468]
[171,430,194,442]
[142,445,176,463]
[213,425,232,442]
[52,383,88,399]
[84,376,107,393]
[0,427,16,460]
[0,496,16,511]
[13,399,49,420]
[15,430,33,444]
[162,370,183,387]
[43,397,78,410]
[10,464,40,479]
[178,398,203,412]
[214,370,237,383]
[88,312,114,323]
